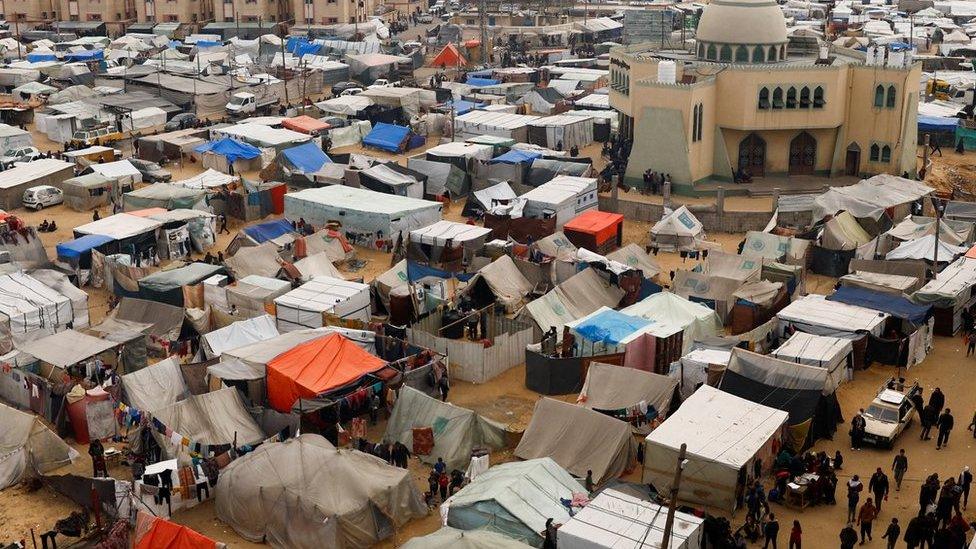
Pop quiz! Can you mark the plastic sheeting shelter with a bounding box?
[193,137,261,163]
[620,292,723,354]
[813,174,933,221]
[401,527,531,549]
[777,294,889,338]
[282,115,330,135]
[274,276,371,330]
[578,362,678,415]
[56,233,113,262]
[216,434,427,549]
[122,357,190,412]
[564,210,623,253]
[362,122,410,153]
[1,402,78,489]
[514,398,635,484]
[446,458,585,546]
[0,159,74,210]
[527,115,593,151]
[772,331,852,392]
[886,234,967,262]
[124,183,206,211]
[524,268,626,334]
[430,43,467,68]
[265,333,386,412]
[137,263,224,306]
[827,286,932,325]
[643,385,787,511]
[201,314,279,359]
[152,387,266,456]
[17,329,118,369]
[133,514,218,549]
[384,386,507,470]
[0,272,74,350]
[62,173,117,211]
[650,206,705,252]
[281,141,331,174]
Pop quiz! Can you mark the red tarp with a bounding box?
[430,43,467,68]
[135,517,217,549]
[266,333,386,412]
[282,115,330,135]
[564,210,624,243]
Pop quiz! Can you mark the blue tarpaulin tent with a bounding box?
[194,138,262,163]
[64,50,104,62]
[918,115,959,132]
[27,53,57,62]
[441,100,483,115]
[572,308,652,345]
[195,40,222,48]
[827,286,931,325]
[243,219,295,244]
[281,141,331,173]
[406,260,476,283]
[56,234,114,260]
[363,123,410,153]
[489,149,543,164]
[467,77,500,87]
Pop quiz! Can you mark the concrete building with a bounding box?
[609,0,921,194]
[2,0,56,22]
[60,0,133,22]
[293,0,373,25]
[134,0,213,24]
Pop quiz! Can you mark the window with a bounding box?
[772,87,784,109]
[800,86,811,108]
[698,43,705,58]
[696,104,703,141]
[758,87,770,109]
[870,143,880,162]
[752,46,764,63]
[881,145,891,163]
[813,86,825,108]
[786,87,797,109]
[874,85,885,107]
[735,45,748,63]
[886,85,896,108]
[691,103,703,142]
[720,45,732,62]
[707,44,716,61]
[780,45,786,59]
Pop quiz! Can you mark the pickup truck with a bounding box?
[225,91,278,117]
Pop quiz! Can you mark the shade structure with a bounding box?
[266,333,386,412]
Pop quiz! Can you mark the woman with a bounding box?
[789,520,802,549]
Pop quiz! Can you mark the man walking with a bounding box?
[893,449,909,491]
[840,524,858,549]
[921,403,937,440]
[881,518,900,549]
[848,475,864,523]
[858,497,878,544]
[937,408,955,449]
[762,512,779,549]
[961,466,973,508]
[851,410,866,450]
[869,468,890,512]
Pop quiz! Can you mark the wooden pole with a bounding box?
[661,443,688,549]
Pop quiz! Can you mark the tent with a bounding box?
[0,159,74,209]
[827,286,931,325]
[620,292,723,354]
[110,297,186,354]
[201,314,279,359]
[650,206,706,252]
[475,255,534,311]
[383,386,507,470]
[524,268,626,334]
[719,347,838,448]
[173,169,238,190]
[772,331,852,392]
[813,174,932,221]
[578,361,678,416]
[563,210,623,253]
[605,243,661,280]
[446,458,585,546]
[885,234,967,262]
[61,173,118,211]
[152,387,266,456]
[282,115,330,135]
[840,271,922,295]
[122,357,190,411]
[226,218,297,256]
[489,149,542,165]
[137,263,224,306]
[430,43,467,68]
[519,88,566,115]
[520,175,598,228]
[274,276,371,330]
[557,489,704,549]
[454,111,541,142]
[527,115,593,151]
[193,137,261,163]
[514,398,636,484]
[406,158,467,198]
[0,272,74,350]
[133,514,219,549]
[216,434,426,549]
[362,122,411,153]
[87,160,143,187]
[643,385,787,511]
[225,275,292,317]
[360,162,426,198]
[402,527,531,549]
[17,329,118,369]
[410,220,492,248]
[265,333,386,412]
[294,252,346,281]
[280,141,331,174]
[223,242,284,279]
[1,402,78,489]
[777,294,889,338]
[123,183,206,211]
[741,230,810,264]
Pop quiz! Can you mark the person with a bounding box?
[969,411,976,439]
[434,457,446,475]
[881,518,900,549]
[930,387,946,414]
[762,513,779,549]
[834,450,844,471]
[870,467,890,511]
[39,220,48,232]
[840,523,858,549]
[543,518,557,549]
[931,141,943,157]
[585,470,594,492]
[555,140,562,151]
[569,144,579,157]
[937,408,954,449]
[89,439,107,477]
[967,331,975,357]
[218,214,229,234]
[957,139,966,154]
[92,209,101,221]
[904,515,925,549]
[960,466,973,508]
[369,392,381,425]
[851,410,866,450]
[438,374,450,402]
[847,475,863,523]
[893,449,909,491]
[437,471,449,501]
[858,497,877,544]
[921,403,937,440]
[789,520,801,549]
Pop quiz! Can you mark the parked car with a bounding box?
[69,126,124,147]
[129,158,173,183]
[417,14,433,23]
[321,117,351,128]
[331,81,363,97]
[22,185,63,210]
[339,87,364,97]
[862,380,921,448]
[369,79,401,89]
[165,113,199,131]
[0,146,41,167]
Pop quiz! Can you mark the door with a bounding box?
[845,143,860,176]
[738,133,766,177]
[789,131,817,175]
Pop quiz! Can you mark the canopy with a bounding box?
[1,402,77,489]
[266,333,386,412]
[201,314,279,359]
[885,234,967,262]
[281,141,331,173]
[402,528,531,549]
[918,115,958,132]
[134,515,217,549]
[827,285,931,325]
[514,398,635,484]
[194,137,261,163]
[282,115,330,135]
[813,174,933,221]
[362,122,410,153]
[578,362,678,414]
[216,434,426,549]
[124,184,206,211]
[74,212,163,240]
[17,329,117,368]
[620,292,723,353]
[383,386,507,470]
[56,234,113,259]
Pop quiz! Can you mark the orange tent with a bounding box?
[266,333,386,412]
[135,516,217,549]
[967,244,976,259]
[563,210,624,252]
[430,43,466,68]
[282,115,331,135]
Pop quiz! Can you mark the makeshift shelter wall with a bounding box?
[1,402,78,490]
[578,361,678,413]
[408,314,534,383]
[151,387,266,458]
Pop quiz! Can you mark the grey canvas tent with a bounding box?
[514,398,636,484]
[383,386,508,471]
[121,357,190,412]
[110,297,185,354]
[578,362,679,416]
[401,527,532,549]
[1,402,78,489]
[151,387,266,458]
[62,173,118,211]
[216,434,427,549]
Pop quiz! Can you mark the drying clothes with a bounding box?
[412,426,434,455]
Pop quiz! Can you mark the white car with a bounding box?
[368,79,400,89]
[339,87,364,97]
[0,146,41,167]
[862,381,921,448]
[22,185,63,210]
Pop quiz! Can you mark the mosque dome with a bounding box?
[695,0,789,63]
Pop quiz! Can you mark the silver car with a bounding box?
[862,381,921,448]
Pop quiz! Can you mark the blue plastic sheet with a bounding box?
[407,260,476,283]
[572,308,652,345]
[281,141,331,173]
[488,150,542,164]
[56,234,114,259]
[243,219,294,243]
[442,100,482,115]
[195,40,222,48]
[466,77,499,87]
[27,53,57,62]
[827,286,931,325]
[64,50,104,62]
[918,115,958,132]
[363,123,410,153]
[194,138,261,163]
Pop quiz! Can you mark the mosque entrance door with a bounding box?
[789,132,816,175]
[738,133,765,177]
[845,143,861,176]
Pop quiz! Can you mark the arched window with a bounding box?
[772,87,784,109]
[698,43,705,58]
[735,45,749,62]
[813,86,825,108]
[752,46,765,63]
[766,46,776,62]
[786,87,798,108]
[758,87,770,109]
[707,44,717,60]
[780,44,786,59]
[881,145,891,163]
[874,85,885,107]
[720,45,732,61]
[870,143,880,162]
[800,86,811,108]
[696,104,704,141]
[886,85,897,108]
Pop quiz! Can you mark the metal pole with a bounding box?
[661,443,688,549]
[280,23,290,108]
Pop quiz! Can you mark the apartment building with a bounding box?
[1,0,56,22]
[292,0,373,26]
[134,0,214,24]
[59,0,135,22]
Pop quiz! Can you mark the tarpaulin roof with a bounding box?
[564,209,623,238]
[266,333,386,412]
[885,234,967,262]
[777,294,889,337]
[18,329,117,368]
[570,307,651,346]
[121,357,190,412]
[1,402,78,489]
[772,331,852,393]
[468,77,500,87]
[409,220,491,245]
[606,243,661,279]
[813,174,933,221]
[525,268,625,333]
[282,115,330,134]
[441,100,482,115]
[918,115,959,131]
[477,255,534,310]
[65,49,104,62]
[488,149,542,164]
[201,314,279,359]
[242,218,295,244]
[193,137,261,163]
[134,515,217,549]
[578,361,678,413]
[362,122,410,153]
[56,234,113,259]
[152,387,266,450]
[827,285,931,324]
[281,141,331,173]
[401,527,532,549]
[431,43,466,68]
[620,292,723,350]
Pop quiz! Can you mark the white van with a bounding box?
[23,185,63,210]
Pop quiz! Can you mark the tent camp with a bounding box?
[446,458,586,547]
[284,186,442,250]
[578,361,679,418]
[402,527,531,549]
[383,386,508,470]
[813,174,932,221]
[201,314,279,359]
[1,402,78,489]
[777,294,889,338]
[650,206,706,252]
[643,385,787,511]
[123,183,207,211]
[216,434,427,549]
[514,398,636,484]
[274,276,371,330]
[151,387,266,457]
[0,159,74,209]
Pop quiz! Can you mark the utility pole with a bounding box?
[479,0,488,64]
[660,443,687,549]
[279,24,290,108]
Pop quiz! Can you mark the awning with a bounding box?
[56,234,113,259]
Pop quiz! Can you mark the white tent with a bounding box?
[0,272,74,350]
[74,212,163,240]
[643,385,787,511]
[520,175,598,227]
[650,206,706,252]
[274,276,371,330]
[812,174,932,221]
[410,220,492,248]
[620,292,723,354]
[1,402,78,489]
[558,489,704,549]
[777,294,889,338]
[885,234,967,262]
[771,331,853,393]
[528,114,594,151]
[201,314,279,359]
[88,159,144,187]
[315,95,374,117]
[454,111,541,142]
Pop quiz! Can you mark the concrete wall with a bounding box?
[599,195,812,233]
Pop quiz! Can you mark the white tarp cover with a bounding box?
[886,216,974,246]
[732,280,783,307]
[0,272,74,341]
[840,271,921,294]
[885,234,967,262]
[1,402,78,489]
[74,213,163,240]
[224,242,283,279]
[620,292,723,353]
[88,160,143,183]
[216,434,427,549]
[812,174,933,221]
[578,361,678,413]
[201,314,279,359]
[17,329,116,367]
[528,114,594,150]
[373,259,408,312]
[121,357,190,412]
[777,294,889,337]
[0,159,73,190]
[274,276,371,330]
[426,142,494,161]
[410,220,492,245]
[401,527,532,549]
[606,243,661,279]
[772,331,852,393]
[151,387,265,454]
[174,168,237,189]
[914,256,976,306]
[383,386,508,471]
[650,205,705,251]
[557,489,704,549]
[315,95,374,116]
[514,398,636,484]
[477,255,534,311]
[28,269,89,330]
[525,268,626,333]
[293,252,346,280]
[643,385,787,511]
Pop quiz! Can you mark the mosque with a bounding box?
[609,0,921,194]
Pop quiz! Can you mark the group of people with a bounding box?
[641,169,672,195]
[426,457,464,507]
